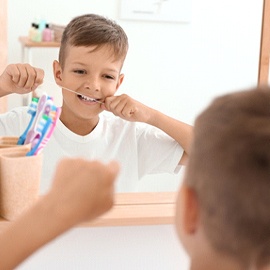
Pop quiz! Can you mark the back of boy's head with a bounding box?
[185,86,270,268]
[59,14,129,68]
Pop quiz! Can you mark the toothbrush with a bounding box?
[24,93,48,145]
[43,97,54,116]
[26,114,52,156]
[35,107,61,155]
[17,97,39,145]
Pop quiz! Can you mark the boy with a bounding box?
[0,14,192,193]
[175,86,270,269]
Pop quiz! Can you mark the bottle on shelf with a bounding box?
[42,23,53,42]
[39,18,47,33]
[33,24,42,42]
[28,23,36,41]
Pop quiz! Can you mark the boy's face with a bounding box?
[53,45,124,126]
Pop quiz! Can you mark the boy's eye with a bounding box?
[104,75,114,80]
[74,70,86,74]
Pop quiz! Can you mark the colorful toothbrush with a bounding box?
[17,97,39,145]
[43,97,53,116]
[26,114,52,156]
[35,107,61,155]
[24,93,48,145]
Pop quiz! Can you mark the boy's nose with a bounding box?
[84,79,100,92]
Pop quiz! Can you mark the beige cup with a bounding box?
[0,136,31,156]
[0,136,20,145]
[0,152,43,221]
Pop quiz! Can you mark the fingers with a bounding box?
[50,158,120,223]
[7,63,44,91]
[107,161,120,179]
[32,67,44,90]
[104,161,120,205]
[104,94,137,118]
[96,162,119,214]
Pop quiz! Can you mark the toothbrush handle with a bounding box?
[17,115,35,145]
[35,108,61,155]
[26,119,52,156]
[25,93,47,145]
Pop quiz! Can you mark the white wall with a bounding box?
[17,225,190,270]
[7,0,263,269]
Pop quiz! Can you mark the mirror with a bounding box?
[4,0,264,193]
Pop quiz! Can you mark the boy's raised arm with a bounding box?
[104,94,193,165]
[147,109,193,165]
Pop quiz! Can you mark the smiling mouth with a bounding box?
[77,94,102,103]
[60,85,104,104]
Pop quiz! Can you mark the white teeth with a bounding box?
[80,94,96,102]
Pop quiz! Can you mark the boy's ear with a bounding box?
[53,60,63,83]
[115,74,124,91]
[182,185,199,234]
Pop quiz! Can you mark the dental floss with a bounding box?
[42,80,104,104]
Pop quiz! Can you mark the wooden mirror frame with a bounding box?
[0,0,8,113]
[258,0,270,85]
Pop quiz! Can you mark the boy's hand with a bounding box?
[0,64,44,97]
[48,158,120,225]
[103,94,152,123]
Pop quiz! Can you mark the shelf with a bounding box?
[18,36,60,48]
[0,192,177,230]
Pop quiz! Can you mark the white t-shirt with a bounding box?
[0,107,183,193]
